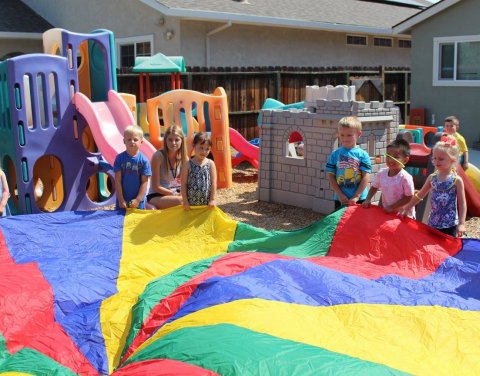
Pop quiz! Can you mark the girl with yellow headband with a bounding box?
[362,139,415,218]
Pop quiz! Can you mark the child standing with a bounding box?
[444,116,469,170]
[296,141,305,157]
[0,167,11,217]
[181,132,217,210]
[362,139,415,218]
[326,116,371,210]
[399,135,466,237]
[114,125,152,209]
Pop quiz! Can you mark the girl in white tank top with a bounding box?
[147,125,188,209]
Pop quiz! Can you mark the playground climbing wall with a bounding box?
[0,29,117,214]
[258,85,400,214]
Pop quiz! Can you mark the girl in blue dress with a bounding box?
[400,135,466,237]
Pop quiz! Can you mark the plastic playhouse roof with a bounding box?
[133,53,186,73]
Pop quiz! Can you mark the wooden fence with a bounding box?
[117,66,410,140]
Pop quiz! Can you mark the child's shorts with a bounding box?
[334,199,365,211]
[437,225,457,237]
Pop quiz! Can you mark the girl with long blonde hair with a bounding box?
[147,125,188,209]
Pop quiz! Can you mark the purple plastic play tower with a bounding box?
[2,29,117,214]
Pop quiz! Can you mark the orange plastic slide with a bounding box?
[146,87,232,188]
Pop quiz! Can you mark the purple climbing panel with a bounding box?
[7,54,115,213]
[60,29,115,100]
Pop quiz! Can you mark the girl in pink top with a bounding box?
[362,139,415,218]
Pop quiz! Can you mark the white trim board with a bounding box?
[0,32,43,40]
[393,0,461,34]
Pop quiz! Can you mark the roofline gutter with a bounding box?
[0,32,43,40]
[139,0,397,36]
[206,21,232,68]
[393,0,460,34]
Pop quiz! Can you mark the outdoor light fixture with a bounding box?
[164,30,174,40]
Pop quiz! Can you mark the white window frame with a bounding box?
[115,35,154,68]
[373,37,393,48]
[433,35,480,87]
[346,35,368,47]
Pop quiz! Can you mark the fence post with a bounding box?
[380,65,385,102]
[404,71,409,123]
[187,72,193,90]
[275,71,281,101]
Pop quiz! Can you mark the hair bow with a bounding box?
[440,135,457,146]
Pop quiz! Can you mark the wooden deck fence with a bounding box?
[117,66,410,141]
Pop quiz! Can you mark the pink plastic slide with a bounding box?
[73,90,156,166]
[229,128,259,168]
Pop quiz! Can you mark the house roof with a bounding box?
[0,0,53,38]
[142,0,430,35]
[393,0,460,34]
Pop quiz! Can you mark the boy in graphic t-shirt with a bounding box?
[326,116,371,211]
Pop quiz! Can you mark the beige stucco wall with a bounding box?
[181,21,411,68]
[23,0,410,69]
[0,39,44,59]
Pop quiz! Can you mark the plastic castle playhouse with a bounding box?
[0,28,232,215]
[258,84,400,214]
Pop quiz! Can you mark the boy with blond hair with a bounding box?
[444,116,469,170]
[114,125,152,209]
[326,116,371,210]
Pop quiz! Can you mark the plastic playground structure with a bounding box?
[0,28,238,215]
[1,27,479,218]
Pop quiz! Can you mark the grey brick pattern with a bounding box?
[258,85,399,214]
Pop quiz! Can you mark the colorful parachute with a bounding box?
[0,205,479,375]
